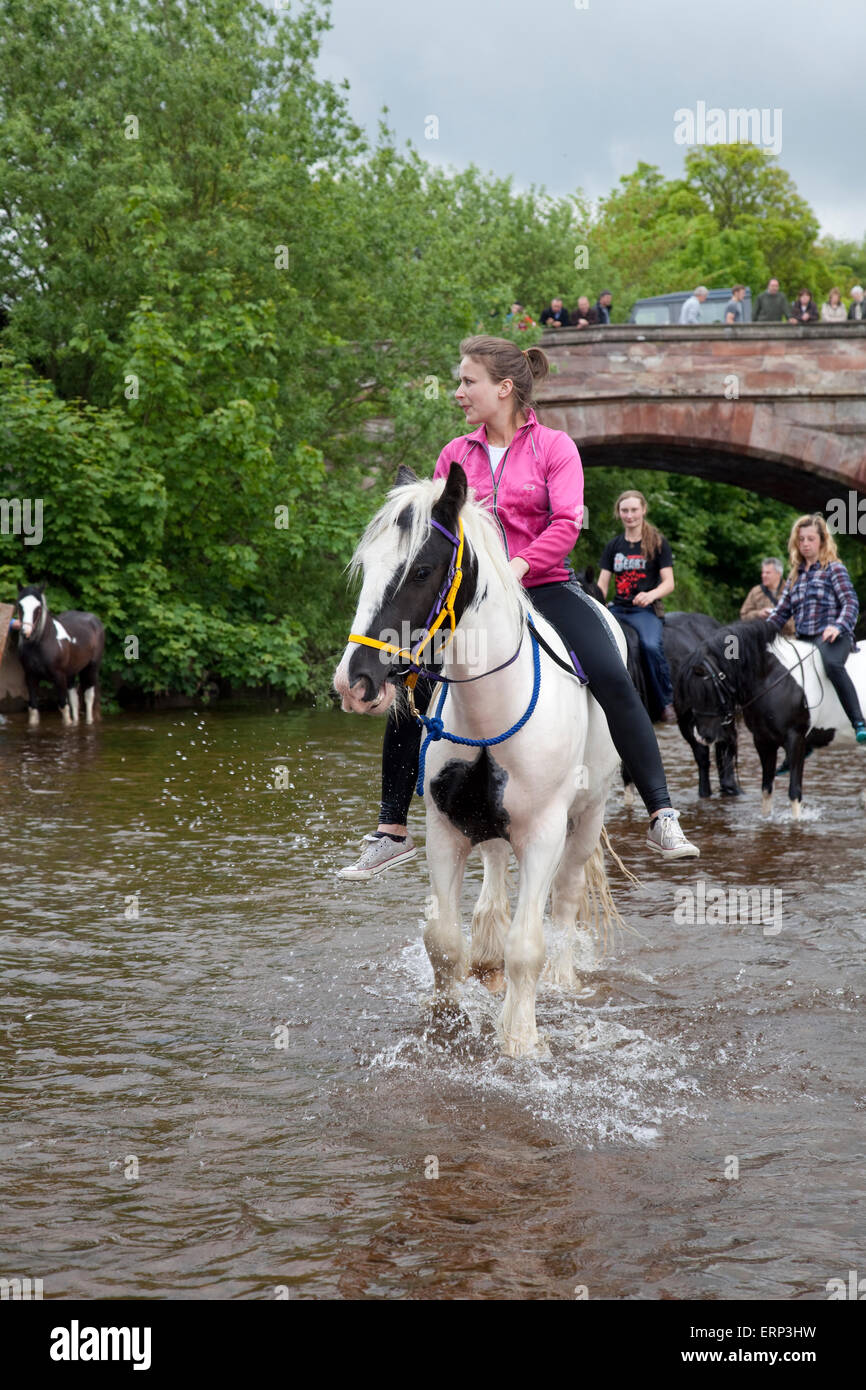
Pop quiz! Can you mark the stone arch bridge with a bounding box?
[535,324,866,519]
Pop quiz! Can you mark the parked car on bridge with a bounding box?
[628,289,753,325]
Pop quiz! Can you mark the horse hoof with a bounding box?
[471,965,505,994]
[501,1030,548,1060]
[27,709,39,727]
[790,799,802,821]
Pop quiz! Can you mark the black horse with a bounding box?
[666,612,742,798]
[15,586,105,726]
[675,618,818,818]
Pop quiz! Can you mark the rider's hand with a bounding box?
[822,624,840,642]
[633,592,651,608]
[759,607,773,617]
[510,556,529,581]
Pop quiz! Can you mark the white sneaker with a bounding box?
[646,810,700,860]
[338,831,417,880]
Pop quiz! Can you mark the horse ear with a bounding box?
[436,462,467,527]
[395,464,418,488]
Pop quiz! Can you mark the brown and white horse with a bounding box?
[14,586,105,726]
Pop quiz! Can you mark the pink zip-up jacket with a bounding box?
[433,407,584,587]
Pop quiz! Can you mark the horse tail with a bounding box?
[577,830,643,956]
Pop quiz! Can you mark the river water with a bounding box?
[0,705,863,1300]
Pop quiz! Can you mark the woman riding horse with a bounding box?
[340,336,699,878]
[597,490,679,724]
[765,513,866,743]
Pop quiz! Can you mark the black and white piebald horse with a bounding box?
[675,619,817,818]
[334,464,628,1058]
[15,586,105,726]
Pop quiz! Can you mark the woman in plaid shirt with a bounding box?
[766,513,866,742]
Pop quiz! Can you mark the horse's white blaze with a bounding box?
[334,535,404,705]
[771,635,866,745]
[19,594,40,636]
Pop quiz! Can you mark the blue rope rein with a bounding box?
[415,628,541,797]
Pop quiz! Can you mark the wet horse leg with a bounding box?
[470,839,510,993]
[500,813,567,1057]
[547,801,605,988]
[423,810,470,1007]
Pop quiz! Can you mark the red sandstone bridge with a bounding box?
[536,323,866,514]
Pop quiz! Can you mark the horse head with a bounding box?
[17,585,48,642]
[334,463,478,714]
[679,655,735,747]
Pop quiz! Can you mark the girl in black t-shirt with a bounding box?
[598,490,678,722]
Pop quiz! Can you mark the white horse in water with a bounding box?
[770,633,866,808]
[334,463,627,1058]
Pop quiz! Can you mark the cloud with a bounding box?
[316,0,866,238]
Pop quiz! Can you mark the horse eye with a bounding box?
[412,566,433,583]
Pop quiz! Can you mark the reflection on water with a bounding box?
[0,706,864,1299]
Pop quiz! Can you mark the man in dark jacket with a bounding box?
[540,297,570,328]
[753,278,791,322]
[571,295,598,327]
[595,290,613,324]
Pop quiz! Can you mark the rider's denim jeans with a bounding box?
[610,604,674,711]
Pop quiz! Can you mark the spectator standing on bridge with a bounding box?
[766,514,866,743]
[740,558,795,635]
[821,288,847,322]
[540,297,570,328]
[753,278,791,322]
[598,491,679,724]
[595,290,613,324]
[571,295,598,328]
[789,288,819,325]
[679,286,708,324]
[724,285,747,323]
[847,286,865,322]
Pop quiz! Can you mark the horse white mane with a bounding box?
[349,476,530,620]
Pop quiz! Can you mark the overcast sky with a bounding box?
[316,0,866,242]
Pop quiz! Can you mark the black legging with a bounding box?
[800,631,864,725]
[379,578,672,824]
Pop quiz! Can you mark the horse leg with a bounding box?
[54,674,72,726]
[717,733,742,795]
[25,672,40,726]
[500,815,566,1057]
[754,736,778,816]
[784,730,806,821]
[683,719,712,797]
[79,663,99,723]
[67,679,80,724]
[547,802,605,988]
[423,810,470,1008]
[470,838,510,993]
